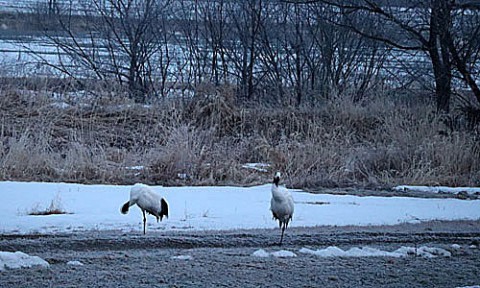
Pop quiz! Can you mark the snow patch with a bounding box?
[252,249,296,258]
[271,250,297,258]
[125,166,144,171]
[252,249,270,258]
[67,260,84,266]
[299,246,451,258]
[300,246,349,257]
[394,185,480,195]
[50,102,71,109]
[241,163,271,173]
[0,251,50,271]
[171,255,193,260]
[395,246,451,258]
[451,244,461,249]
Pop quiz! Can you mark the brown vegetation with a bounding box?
[1,83,479,190]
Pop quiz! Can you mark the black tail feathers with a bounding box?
[121,202,130,214]
[160,198,169,220]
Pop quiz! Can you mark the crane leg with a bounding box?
[279,225,285,246]
[142,210,147,235]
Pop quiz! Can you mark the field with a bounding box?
[1,3,480,286]
[1,222,480,287]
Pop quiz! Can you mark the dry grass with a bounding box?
[1,84,480,190]
[28,193,70,216]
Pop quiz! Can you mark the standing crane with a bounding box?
[121,183,169,234]
[270,172,294,245]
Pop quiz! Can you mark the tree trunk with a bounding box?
[429,0,453,113]
[446,33,480,105]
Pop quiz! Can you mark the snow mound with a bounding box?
[171,255,193,260]
[451,244,461,249]
[67,260,84,266]
[252,249,297,258]
[0,251,50,271]
[252,249,270,258]
[271,250,297,258]
[395,246,451,258]
[299,246,451,258]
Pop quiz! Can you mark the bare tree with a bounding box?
[226,0,265,101]
[200,0,230,86]
[175,0,203,87]
[47,0,60,14]
[256,2,387,105]
[32,0,478,110]
[283,2,309,105]
[448,1,480,103]
[305,0,480,113]
[176,0,230,87]
[305,2,387,102]
[36,0,172,103]
[256,2,288,104]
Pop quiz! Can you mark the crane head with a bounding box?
[159,198,169,220]
[273,172,281,186]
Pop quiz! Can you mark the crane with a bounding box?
[270,172,294,245]
[121,183,169,234]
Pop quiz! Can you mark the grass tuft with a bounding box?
[28,193,70,216]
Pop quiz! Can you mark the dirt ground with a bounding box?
[0,220,479,288]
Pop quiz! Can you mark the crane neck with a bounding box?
[273,177,280,186]
[271,183,285,199]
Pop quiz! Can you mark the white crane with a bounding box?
[270,172,294,245]
[121,183,169,234]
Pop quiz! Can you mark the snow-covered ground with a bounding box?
[1,180,479,282]
[1,181,480,235]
